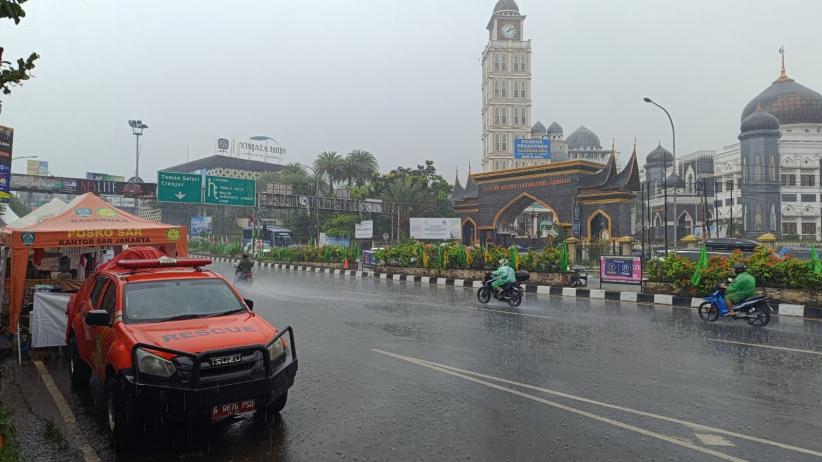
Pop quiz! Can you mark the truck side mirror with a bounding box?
[85,310,110,326]
[244,298,254,311]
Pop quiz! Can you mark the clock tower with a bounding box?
[481,0,532,172]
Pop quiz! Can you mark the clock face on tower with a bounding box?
[500,23,517,39]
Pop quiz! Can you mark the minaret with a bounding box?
[481,0,532,172]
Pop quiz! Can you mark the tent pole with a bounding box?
[17,322,21,365]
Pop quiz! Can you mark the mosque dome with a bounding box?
[531,121,547,136]
[646,144,673,165]
[741,107,780,132]
[567,126,601,150]
[741,75,822,125]
[546,121,563,135]
[493,0,520,15]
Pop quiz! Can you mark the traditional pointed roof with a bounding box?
[606,141,641,191]
[452,168,465,200]
[463,175,479,198]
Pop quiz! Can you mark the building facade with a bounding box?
[481,0,533,172]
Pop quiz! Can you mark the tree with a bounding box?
[369,160,455,217]
[1,0,39,95]
[256,163,318,195]
[381,177,433,238]
[343,150,379,186]
[314,151,345,194]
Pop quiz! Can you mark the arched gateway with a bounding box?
[453,151,640,246]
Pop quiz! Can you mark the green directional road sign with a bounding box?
[157,171,202,203]
[204,175,256,206]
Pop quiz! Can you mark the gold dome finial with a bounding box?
[778,45,789,81]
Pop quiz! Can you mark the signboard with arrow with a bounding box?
[204,175,255,206]
[157,171,202,204]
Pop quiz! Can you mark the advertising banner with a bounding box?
[10,173,155,197]
[86,172,126,182]
[190,216,213,236]
[355,220,373,239]
[0,125,13,203]
[599,256,642,284]
[319,233,350,248]
[361,250,377,269]
[27,160,49,176]
[409,218,462,240]
[514,138,551,160]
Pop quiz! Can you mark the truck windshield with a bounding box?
[124,279,246,323]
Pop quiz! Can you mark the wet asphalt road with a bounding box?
[46,262,822,461]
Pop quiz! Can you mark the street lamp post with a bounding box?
[128,120,148,181]
[643,97,676,255]
[296,163,322,244]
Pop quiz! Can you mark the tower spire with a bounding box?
[778,45,788,81]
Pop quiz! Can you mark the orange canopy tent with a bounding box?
[1,193,188,333]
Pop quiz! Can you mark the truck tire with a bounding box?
[68,336,91,390]
[256,392,288,425]
[105,377,132,450]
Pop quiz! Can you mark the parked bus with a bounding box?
[242,226,294,248]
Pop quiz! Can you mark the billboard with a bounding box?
[0,125,13,203]
[355,220,373,239]
[27,160,49,176]
[10,174,156,197]
[514,138,551,160]
[319,233,350,248]
[86,172,126,182]
[599,256,642,284]
[190,216,213,236]
[410,218,462,240]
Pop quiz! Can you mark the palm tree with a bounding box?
[381,177,433,238]
[256,163,315,195]
[314,151,345,194]
[343,150,379,186]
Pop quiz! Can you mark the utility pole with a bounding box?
[729,179,734,237]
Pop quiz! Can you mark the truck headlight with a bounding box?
[136,348,176,378]
[267,339,285,362]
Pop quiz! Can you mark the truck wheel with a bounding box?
[105,377,131,449]
[255,392,288,425]
[68,337,91,390]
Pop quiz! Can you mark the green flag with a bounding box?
[811,247,822,274]
[509,244,519,270]
[690,244,708,286]
[559,242,569,272]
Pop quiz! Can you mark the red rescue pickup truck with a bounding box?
[65,247,297,444]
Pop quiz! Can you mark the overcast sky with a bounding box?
[2,0,821,183]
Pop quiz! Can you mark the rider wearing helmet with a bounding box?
[724,263,756,315]
[491,258,516,295]
[236,253,254,276]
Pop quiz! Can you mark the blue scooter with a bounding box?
[698,282,772,327]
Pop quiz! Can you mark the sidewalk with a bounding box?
[0,355,84,462]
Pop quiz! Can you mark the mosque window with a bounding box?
[501,108,508,125]
[513,81,519,98]
[520,81,527,98]
[802,223,817,236]
[521,108,527,126]
[801,194,817,203]
[781,174,796,186]
[801,174,816,187]
[514,108,520,125]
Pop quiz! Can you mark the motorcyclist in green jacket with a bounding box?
[491,258,516,295]
[723,263,756,316]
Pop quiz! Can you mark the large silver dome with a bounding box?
[567,126,601,150]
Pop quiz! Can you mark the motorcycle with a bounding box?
[698,282,772,327]
[234,268,254,285]
[477,271,528,307]
[570,266,588,288]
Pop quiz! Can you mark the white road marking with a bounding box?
[372,349,746,462]
[33,361,101,462]
[371,350,822,459]
[349,291,382,297]
[696,434,735,447]
[707,339,822,356]
[464,306,551,320]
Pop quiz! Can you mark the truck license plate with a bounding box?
[212,399,255,421]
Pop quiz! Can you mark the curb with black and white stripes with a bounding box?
[201,256,821,320]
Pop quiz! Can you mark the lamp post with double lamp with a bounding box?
[643,97,676,255]
[128,120,148,182]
